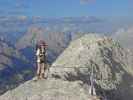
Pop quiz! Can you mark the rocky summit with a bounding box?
[0,34,133,100]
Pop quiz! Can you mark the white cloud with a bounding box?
[80,0,95,4]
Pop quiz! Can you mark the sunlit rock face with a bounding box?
[50,34,133,100]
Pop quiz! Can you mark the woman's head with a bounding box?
[37,40,47,49]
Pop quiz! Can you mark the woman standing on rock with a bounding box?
[35,40,48,80]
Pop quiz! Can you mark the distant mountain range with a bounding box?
[0,16,132,44]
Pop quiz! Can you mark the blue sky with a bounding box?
[0,0,132,19]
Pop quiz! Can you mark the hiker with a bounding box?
[36,40,48,79]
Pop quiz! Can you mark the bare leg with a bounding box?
[37,62,41,79]
[40,63,46,79]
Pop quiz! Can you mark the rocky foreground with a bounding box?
[0,79,92,100]
[0,34,133,100]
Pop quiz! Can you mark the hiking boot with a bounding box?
[40,73,47,79]
[33,76,39,81]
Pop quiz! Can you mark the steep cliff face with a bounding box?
[0,34,133,100]
[50,34,133,100]
[0,38,33,94]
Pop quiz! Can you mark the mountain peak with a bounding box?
[52,34,114,67]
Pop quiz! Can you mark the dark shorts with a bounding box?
[40,56,46,63]
[40,60,46,63]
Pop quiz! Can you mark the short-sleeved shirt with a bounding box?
[36,48,46,63]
